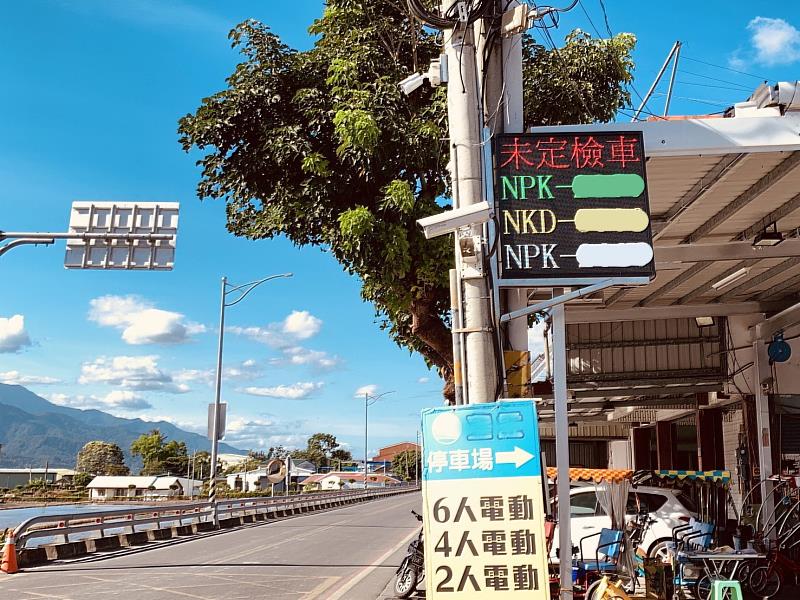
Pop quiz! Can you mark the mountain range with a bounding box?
[0,383,243,469]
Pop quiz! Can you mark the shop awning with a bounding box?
[546,467,633,483]
[654,469,731,484]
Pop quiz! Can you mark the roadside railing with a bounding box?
[13,485,419,550]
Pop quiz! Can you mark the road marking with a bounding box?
[326,527,419,600]
[210,517,351,564]
[305,576,341,599]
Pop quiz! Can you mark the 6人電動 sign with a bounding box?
[493,132,656,281]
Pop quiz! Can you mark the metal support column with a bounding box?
[753,338,776,534]
[552,301,573,599]
[209,276,226,526]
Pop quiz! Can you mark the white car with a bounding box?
[550,485,698,563]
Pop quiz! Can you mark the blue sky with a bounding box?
[2,1,799,458]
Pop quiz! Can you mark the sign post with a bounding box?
[491,131,656,598]
[421,400,549,599]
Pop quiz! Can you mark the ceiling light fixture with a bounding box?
[753,222,784,247]
[711,267,750,290]
[695,316,715,328]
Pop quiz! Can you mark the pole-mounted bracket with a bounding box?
[499,279,625,323]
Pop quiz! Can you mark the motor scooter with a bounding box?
[394,510,424,598]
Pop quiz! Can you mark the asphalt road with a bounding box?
[0,492,422,600]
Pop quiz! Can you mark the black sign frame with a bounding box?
[492,131,656,286]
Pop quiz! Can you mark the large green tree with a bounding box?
[130,430,189,475]
[390,448,421,481]
[291,432,350,468]
[178,2,634,400]
[76,441,129,476]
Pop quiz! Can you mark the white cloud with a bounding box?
[238,382,324,400]
[174,360,263,386]
[417,377,430,384]
[228,310,324,348]
[47,390,152,411]
[0,370,60,385]
[354,384,379,398]
[272,346,340,370]
[282,311,322,339]
[89,295,205,345]
[0,315,32,353]
[747,17,800,65]
[78,355,190,393]
[223,417,308,449]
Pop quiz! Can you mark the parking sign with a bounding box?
[421,400,549,598]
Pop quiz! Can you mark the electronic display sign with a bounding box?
[493,131,655,281]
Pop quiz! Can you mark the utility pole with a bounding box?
[442,0,498,404]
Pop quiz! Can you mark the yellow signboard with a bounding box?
[421,401,550,598]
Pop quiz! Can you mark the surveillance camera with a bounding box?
[416,201,493,239]
[399,73,426,95]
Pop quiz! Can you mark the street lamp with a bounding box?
[363,390,395,489]
[208,273,292,524]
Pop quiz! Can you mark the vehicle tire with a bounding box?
[646,538,672,564]
[585,578,604,600]
[394,564,419,598]
[749,566,781,598]
[694,575,712,600]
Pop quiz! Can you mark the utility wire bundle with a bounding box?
[406,0,579,30]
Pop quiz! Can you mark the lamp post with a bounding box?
[363,391,395,489]
[208,273,292,524]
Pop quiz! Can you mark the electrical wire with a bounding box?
[577,0,602,38]
[682,55,766,81]
[596,0,612,37]
[679,69,753,91]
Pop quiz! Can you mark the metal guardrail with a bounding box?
[13,485,419,549]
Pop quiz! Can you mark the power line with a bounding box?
[682,55,767,81]
[680,69,753,90]
[577,0,602,38]
[650,91,732,108]
[677,80,755,93]
[596,0,613,37]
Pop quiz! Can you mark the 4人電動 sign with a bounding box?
[493,131,655,281]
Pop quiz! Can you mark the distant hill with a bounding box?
[0,384,244,469]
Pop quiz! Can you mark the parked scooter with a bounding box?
[394,510,424,598]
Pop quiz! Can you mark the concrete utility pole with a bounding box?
[442,0,498,404]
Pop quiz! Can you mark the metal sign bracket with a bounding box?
[499,277,648,323]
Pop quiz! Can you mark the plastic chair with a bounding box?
[577,528,624,572]
[709,580,743,600]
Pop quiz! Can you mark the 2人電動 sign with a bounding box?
[493,132,655,281]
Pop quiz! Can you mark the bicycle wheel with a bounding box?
[694,575,712,600]
[585,578,604,600]
[749,566,781,598]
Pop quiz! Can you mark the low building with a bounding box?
[0,468,59,489]
[226,460,316,493]
[87,476,203,500]
[301,472,400,491]
[371,442,420,464]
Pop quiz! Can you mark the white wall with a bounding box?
[722,409,745,512]
[608,440,632,469]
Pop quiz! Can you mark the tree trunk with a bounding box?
[410,295,455,405]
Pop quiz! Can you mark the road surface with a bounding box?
[0,492,422,600]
